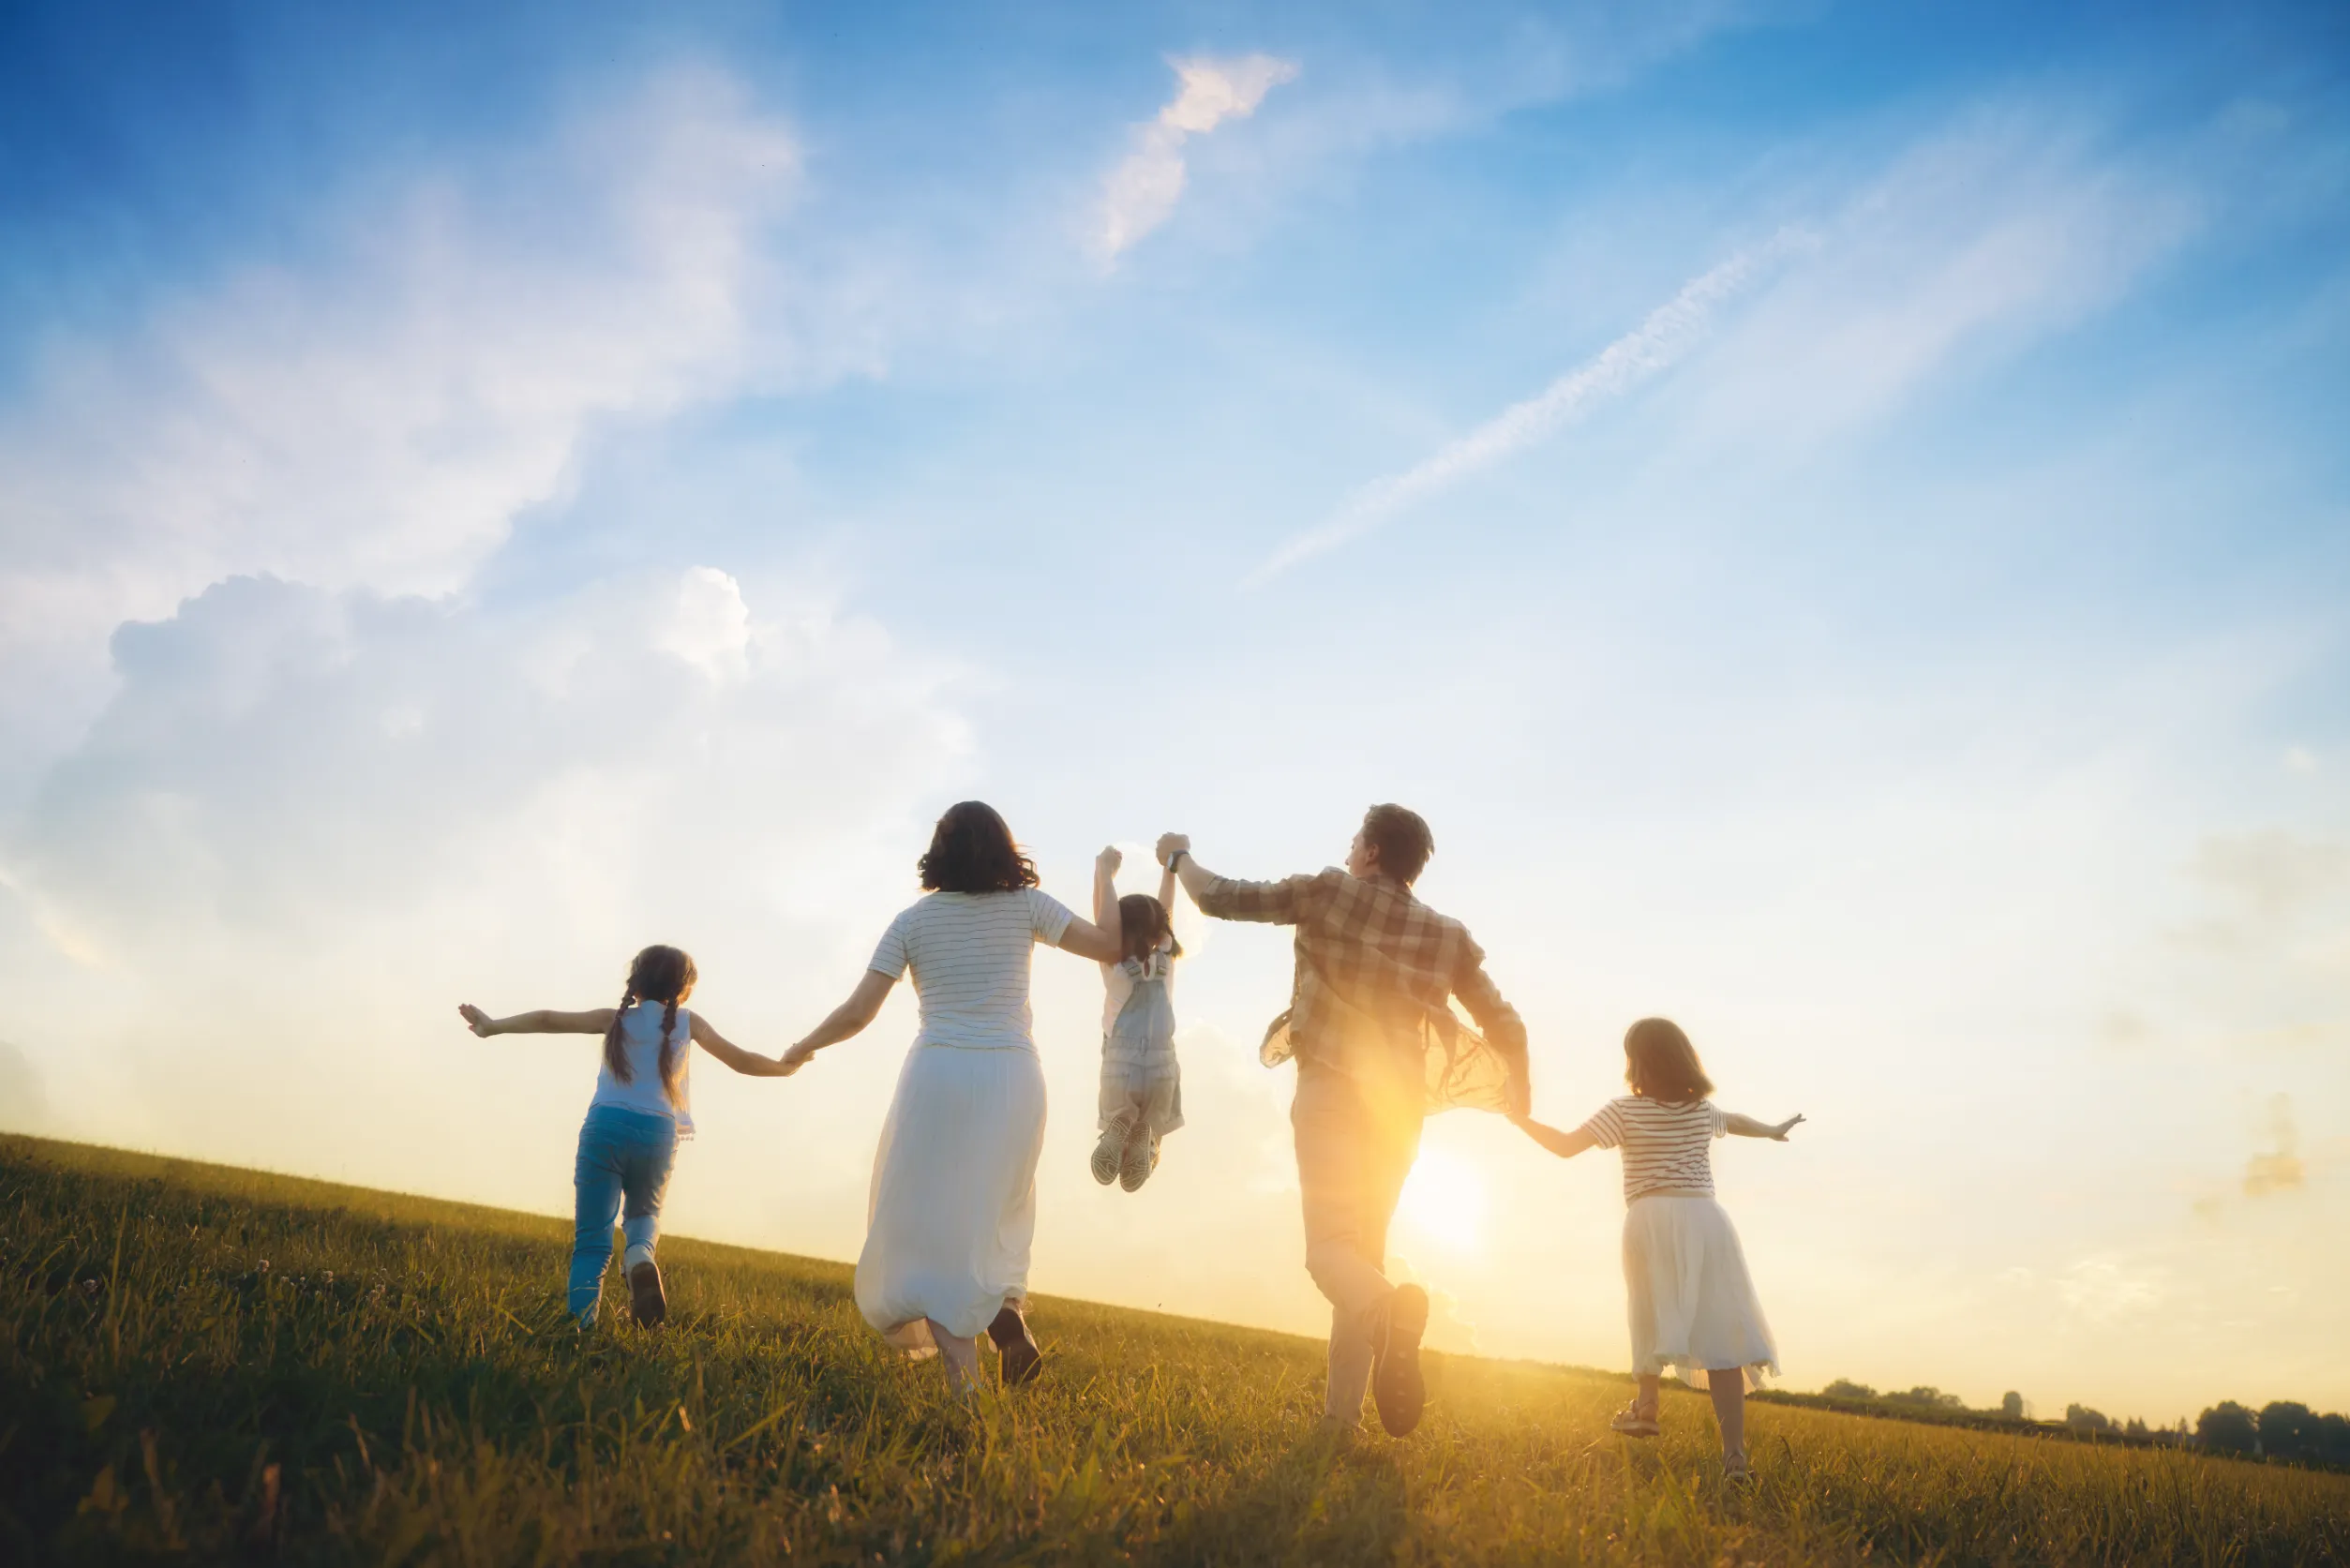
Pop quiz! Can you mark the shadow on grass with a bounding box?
[1134,1427,1412,1567]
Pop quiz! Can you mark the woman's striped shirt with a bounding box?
[868,888,1075,1053]
[1579,1096,1726,1202]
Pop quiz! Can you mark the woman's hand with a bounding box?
[457,1004,495,1037]
[1155,832,1190,867]
[779,1040,818,1076]
[1767,1114,1805,1141]
[1097,844,1122,875]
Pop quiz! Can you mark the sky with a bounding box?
[1,0,2345,1426]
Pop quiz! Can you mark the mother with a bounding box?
[781,801,1123,1392]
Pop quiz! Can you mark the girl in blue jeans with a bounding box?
[459,945,790,1326]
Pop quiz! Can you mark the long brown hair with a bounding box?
[1624,1017,1713,1104]
[603,945,696,1107]
[918,801,1040,893]
[1116,892,1182,964]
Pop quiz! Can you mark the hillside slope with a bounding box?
[4,1134,2344,1565]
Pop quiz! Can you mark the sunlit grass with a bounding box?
[5,1132,2344,1564]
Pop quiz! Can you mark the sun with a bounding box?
[1395,1145,1488,1252]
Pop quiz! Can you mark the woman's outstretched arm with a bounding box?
[1723,1112,1804,1140]
[1093,845,1122,967]
[689,1013,792,1077]
[778,969,898,1074]
[457,1004,615,1037]
[1511,1114,1597,1159]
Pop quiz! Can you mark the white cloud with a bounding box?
[1247,107,2199,587]
[1247,231,1806,584]
[2243,1094,2303,1198]
[2057,1255,2169,1322]
[2191,830,2350,923]
[0,67,810,800]
[0,566,972,1200]
[1096,54,1299,262]
[1685,111,2199,452]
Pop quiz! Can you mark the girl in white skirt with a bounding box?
[1514,1017,1803,1477]
[780,803,1126,1395]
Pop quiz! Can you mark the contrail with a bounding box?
[1244,231,1805,588]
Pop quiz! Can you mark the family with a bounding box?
[457,799,1804,1476]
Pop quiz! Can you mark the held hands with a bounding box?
[1155,832,1190,868]
[1096,844,1122,875]
[778,1040,818,1076]
[457,1004,495,1037]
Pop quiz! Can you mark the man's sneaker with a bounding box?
[986,1305,1043,1387]
[1090,1112,1135,1186]
[1370,1284,1429,1437]
[628,1260,666,1328]
[1118,1127,1158,1192]
[1609,1402,1660,1438]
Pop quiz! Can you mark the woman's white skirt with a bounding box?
[1623,1195,1779,1392]
[855,1042,1046,1351]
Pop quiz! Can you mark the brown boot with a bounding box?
[1370,1285,1429,1437]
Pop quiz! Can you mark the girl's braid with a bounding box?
[656,995,683,1107]
[603,987,640,1083]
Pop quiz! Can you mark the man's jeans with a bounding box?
[571,1104,677,1323]
[1292,1060,1424,1423]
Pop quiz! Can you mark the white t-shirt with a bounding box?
[869,888,1076,1052]
[1579,1096,1724,1202]
[1099,942,1176,1037]
[587,1000,695,1139]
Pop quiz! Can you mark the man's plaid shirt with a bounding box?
[1194,866,1528,1116]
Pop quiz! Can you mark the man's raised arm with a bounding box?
[1156,832,1304,924]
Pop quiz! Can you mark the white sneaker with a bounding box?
[1118,1127,1159,1192]
[1609,1402,1660,1438]
[1091,1112,1135,1186]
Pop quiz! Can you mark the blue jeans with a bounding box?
[570,1104,678,1323]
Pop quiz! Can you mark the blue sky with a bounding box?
[2,0,2346,1421]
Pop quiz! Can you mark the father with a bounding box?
[1157,805,1527,1438]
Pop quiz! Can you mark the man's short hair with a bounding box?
[1362,802,1433,885]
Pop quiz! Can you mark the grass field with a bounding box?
[4,1134,2345,1565]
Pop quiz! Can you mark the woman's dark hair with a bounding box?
[603,944,696,1107]
[1361,802,1434,885]
[1117,892,1182,964]
[1624,1017,1713,1104]
[918,801,1040,893]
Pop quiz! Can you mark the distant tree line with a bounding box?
[2192,1402,2350,1467]
[1813,1381,2350,1468]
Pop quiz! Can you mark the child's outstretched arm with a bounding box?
[1510,1114,1597,1160]
[457,1004,615,1037]
[689,1014,791,1077]
[778,969,898,1075]
[1158,854,1178,915]
[1723,1112,1805,1141]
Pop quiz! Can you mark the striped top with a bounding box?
[869,888,1076,1052]
[1579,1096,1726,1202]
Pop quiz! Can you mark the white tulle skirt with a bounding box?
[1623,1194,1779,1392]
[855,1042,1045,1351]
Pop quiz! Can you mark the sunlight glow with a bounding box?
[1395,1145,1488,1252]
